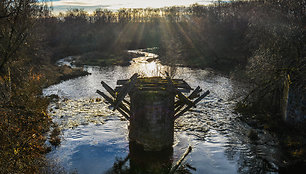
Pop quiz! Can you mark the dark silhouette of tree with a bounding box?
[0,0,43,72]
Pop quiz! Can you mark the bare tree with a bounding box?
[0,0,42,73]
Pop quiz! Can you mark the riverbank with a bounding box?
[237,109,306,172]
[72,50,139,67]
[40,64,90,87]
[0,60,90,173]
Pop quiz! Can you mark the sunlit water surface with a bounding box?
[43,49,281,173]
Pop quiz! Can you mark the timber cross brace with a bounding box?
[96,73,210,151]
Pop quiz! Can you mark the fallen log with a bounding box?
[169,146,192,174]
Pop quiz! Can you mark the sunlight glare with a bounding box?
[128,51,166,77]
[47,0,216,14]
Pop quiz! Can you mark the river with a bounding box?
[43,49,281,174]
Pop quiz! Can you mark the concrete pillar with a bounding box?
[128,89,175,151]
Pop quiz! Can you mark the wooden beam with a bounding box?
[174,86,202,115]
[96,90,130,120]
[174,90,210,120]
[174,104,184,114]
[117,78,192,90]
[96,90,113,103]
[115,86,190,93]
[116,107,131,121]
[113,73,138,111]
[174,86,201,108]
[188,86,202,100]
[101,81,130,105]
[166,74,194,107]
[97,90,131,115]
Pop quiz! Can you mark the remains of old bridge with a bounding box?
[96,73,209,151]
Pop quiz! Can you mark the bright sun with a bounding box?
[46,0,215,14]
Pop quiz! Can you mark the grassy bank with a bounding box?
[74,50,135,67]
[40,64,90,87]
[0,103,51,173]
[0,59,89,173]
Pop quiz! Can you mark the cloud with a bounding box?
[50,0,105,7]
[46,0,216,14]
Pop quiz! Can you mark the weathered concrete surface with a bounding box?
[129,90,175,151]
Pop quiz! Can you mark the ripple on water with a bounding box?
[47,98,123,130]
[44,49,281,174]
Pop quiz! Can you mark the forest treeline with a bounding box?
[0,0,84,173]
[0,0,305,172]
[44,0,305,70]
[44,0,305,115]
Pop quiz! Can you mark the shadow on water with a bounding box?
[44,48,282,174]
[105,142,173,174]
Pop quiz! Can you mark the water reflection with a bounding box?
[128,49,166,77]
[106,142,173,174]
[46,117,129,173]
[129,142,173,174]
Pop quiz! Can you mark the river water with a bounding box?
[43,49,281,173]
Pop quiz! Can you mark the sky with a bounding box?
[42,0,218,14]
